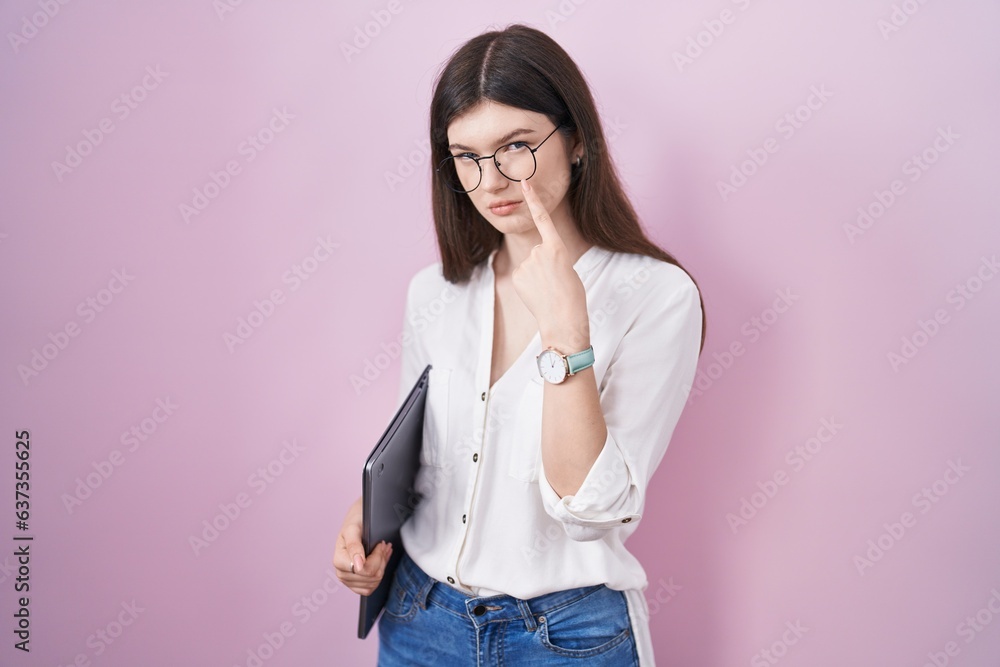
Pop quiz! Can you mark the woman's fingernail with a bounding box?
[521,179,531,192]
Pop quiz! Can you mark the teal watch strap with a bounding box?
[565,345,595,375]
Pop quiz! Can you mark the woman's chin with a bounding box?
[484,212,532,233]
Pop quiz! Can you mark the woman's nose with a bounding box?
[480,159,510,191]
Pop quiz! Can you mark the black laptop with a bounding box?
[357,364,430,639]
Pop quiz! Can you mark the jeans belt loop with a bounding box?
[415,571,435,611]
[517,599,537,632]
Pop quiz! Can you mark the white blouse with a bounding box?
[396,243,703,666]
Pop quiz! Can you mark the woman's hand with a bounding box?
[512,178,590,346]
[333,495,394,596]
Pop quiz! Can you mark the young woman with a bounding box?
[335,23,706,666]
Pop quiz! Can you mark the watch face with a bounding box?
[537,349,567,383]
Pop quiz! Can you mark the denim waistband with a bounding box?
[393,549,608,631]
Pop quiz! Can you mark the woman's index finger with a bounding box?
[520,178,562,246]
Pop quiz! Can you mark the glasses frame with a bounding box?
[436,124,564,194]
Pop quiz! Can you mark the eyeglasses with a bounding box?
[436,125,563,193]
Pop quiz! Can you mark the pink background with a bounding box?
[2,1,999,665]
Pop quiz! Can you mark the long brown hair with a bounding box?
[428,23,706,353]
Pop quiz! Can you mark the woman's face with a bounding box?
[445,101,579,236]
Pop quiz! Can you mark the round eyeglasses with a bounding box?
[436,125,563,194]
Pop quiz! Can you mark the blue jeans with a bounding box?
[377,549,640,666]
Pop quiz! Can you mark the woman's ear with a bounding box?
[568,129,585,163]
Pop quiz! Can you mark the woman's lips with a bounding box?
[489,201,522,215]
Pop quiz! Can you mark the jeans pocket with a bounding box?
[420,367,451,467]
[537,586,633,658]
[508,376,544,483]
[381,565,419,624]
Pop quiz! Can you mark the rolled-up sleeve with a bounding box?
[537,268,703,542]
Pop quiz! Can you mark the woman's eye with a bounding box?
[455,153,477,161]
[505,142,529,151]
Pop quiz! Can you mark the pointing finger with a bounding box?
[520,178,563,248]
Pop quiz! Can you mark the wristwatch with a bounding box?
[536,345,595,384]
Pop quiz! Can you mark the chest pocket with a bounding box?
[421,367,452,467]
[508,376,544,483]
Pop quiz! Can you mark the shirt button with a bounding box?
[473,604,486,616]
[472,453,478,462]
[447,576,455,584]
[462,514,467,523]
[481,391,486,401]
[622,517,632,523]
